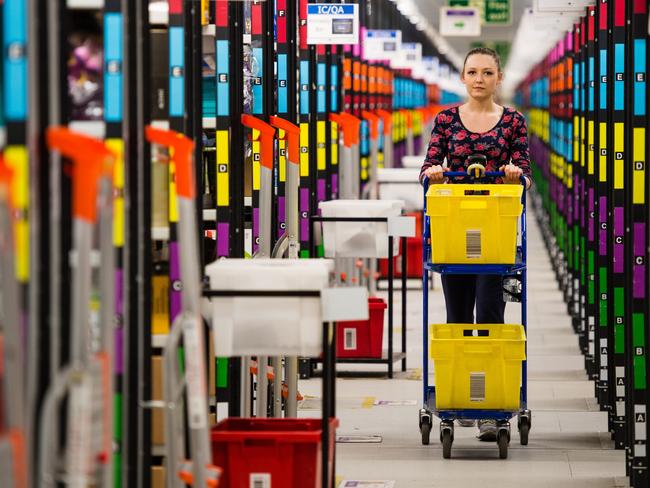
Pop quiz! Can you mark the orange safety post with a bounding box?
[375,109,392,137]
[269,116,299,165]
[361,110,381,141]
[144,126,196,199]
[240,114,276,170]
[336,112,362,147]
[45,127,116,223]
[0,155,13,204]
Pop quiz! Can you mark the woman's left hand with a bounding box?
[500,163,523,184]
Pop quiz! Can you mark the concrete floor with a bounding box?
[299,205,627,488]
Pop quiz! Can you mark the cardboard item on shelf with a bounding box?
[151,355,164,446]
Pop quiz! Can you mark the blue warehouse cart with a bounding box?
[419,161,531,459]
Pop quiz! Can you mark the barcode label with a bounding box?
[470,373,486,402]
[250,473,271,488]
[344,328,357,350]
[466,230,481,259]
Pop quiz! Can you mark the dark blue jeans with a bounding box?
[441,274,505,324]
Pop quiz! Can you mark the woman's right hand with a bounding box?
[424,165,445,183]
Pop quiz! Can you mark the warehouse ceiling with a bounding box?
[412,0,534,67]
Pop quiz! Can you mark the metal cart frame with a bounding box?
[418,170,532,459]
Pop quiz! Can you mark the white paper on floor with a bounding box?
[338,482,395,488]
[336,434,383,443]
[373,400,417,406]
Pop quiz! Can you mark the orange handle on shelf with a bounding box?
[178,462,222,488]
[428,105,441,119]
[241,114,276,171]
[0,430,27,488]
[145,126,196,199]
[375,109,392,136]
[331,112,361,147]
[46,127,116,223]
[269,116,299,165]
[361,110,380,140]
[418,107,430,124]
[0,156,13,205]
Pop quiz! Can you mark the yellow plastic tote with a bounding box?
[426,184,523,264]
[430,324,526,411]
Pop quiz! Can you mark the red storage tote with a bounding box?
[211,417,338,488]
[378,212,423,278]
[378,237,423,278]
[336,297,387,358]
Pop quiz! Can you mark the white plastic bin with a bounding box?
[377,168,422,211]
[318,199,403,258]
[401,155,426,168]
[205,259,334,357]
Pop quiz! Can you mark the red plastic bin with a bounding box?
[211,417,337,488]
[379,212,423,279]
[336,297,387,358]
[379,238,423,279]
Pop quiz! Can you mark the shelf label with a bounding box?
[307,4,359,45]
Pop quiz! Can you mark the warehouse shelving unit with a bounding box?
[518,2,649,486]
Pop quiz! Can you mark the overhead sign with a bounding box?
[307,3,359,45]
[485,0,511,25]
[363,30,402,61]
[391,42,422,70]
[440,7,481,36]
[415,56,441,85]
[448,1,510,25]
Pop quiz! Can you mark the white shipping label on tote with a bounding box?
[440,7,481,37]
[363,30,402,61]
[307,4,359,45]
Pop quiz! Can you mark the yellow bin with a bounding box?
[426,184,523,264]
[430,324,526,411]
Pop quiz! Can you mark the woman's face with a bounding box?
[461,54,503,101]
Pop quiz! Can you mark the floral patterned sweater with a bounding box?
[419,106,532,184]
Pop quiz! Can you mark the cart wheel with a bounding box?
[421,421,431,446]
[519,421,530,446]
[497,430,509,459]
[441,430,453,459]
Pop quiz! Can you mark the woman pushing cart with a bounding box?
[418,47,532,458]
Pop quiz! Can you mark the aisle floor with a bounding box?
[299,205,627,487]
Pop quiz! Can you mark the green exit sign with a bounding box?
[485,0,511,25]
[449,0,510,25]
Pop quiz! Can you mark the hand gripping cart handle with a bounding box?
[39,128,116,487]
[144,127,221,488]
[0,157,28,488]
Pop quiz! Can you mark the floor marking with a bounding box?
[406,368,422,380]
[338,481,395,488]
[362,396,376,409]
[336,434,383,443]
[374,400,417,406]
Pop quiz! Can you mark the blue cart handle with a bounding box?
[442,171,505,178]
[424,172,527,187]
